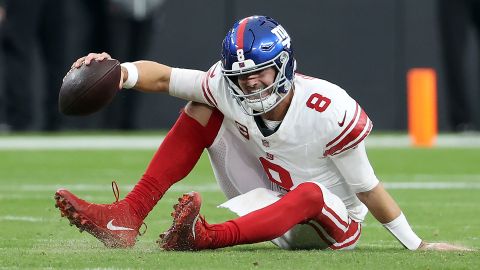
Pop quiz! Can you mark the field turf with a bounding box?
[0,136,479,269]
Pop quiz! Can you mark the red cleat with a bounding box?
[54,182,144,248]
[158,191,213,251]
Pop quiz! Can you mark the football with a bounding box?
[59,59,121,116]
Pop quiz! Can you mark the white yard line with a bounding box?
[364,134,480,148]
[1,134,480,149]
[384,182,480,189]
[0,215,44,222]
[383,174,480,182]
[0,181,479,194]
[0,136,164,150]
[0,183,221,192]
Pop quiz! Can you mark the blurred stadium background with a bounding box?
[0,0,479,132]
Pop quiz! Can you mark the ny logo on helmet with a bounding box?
[271,25,291,48]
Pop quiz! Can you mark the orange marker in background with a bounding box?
[407,68,438,147]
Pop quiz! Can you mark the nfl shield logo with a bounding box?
[262,139,269,147]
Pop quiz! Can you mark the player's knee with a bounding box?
[293,182,325,206]
[184,101,214,127]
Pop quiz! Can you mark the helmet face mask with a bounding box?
[221,16,296,116]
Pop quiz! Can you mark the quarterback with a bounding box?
[55,16,468,251]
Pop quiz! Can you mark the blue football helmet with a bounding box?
[221,16,296,116]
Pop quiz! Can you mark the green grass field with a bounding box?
[0,136,479,269]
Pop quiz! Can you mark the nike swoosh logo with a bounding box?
[106,219,134,231]
[338,110,347,127]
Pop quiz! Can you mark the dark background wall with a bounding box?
[1,0,479,131]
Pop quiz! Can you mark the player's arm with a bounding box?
[355,181,470,251]
[74,52,210,105]
[331,143,472,251]
[121,60,172,93]
[355,174,471,251]
[330,143,421,250]
[73,52,172,93]
[356,183,401,222]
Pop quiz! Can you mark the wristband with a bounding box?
[121,62,139,89]
[382,212,422,250]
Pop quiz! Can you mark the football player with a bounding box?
[56,15,470,251]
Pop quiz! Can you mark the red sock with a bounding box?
[124,109,223,220]
[207,182,324,248]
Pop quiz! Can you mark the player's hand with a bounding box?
[418,241,474,251]
[70,52,123,89]
[71,52,112,69]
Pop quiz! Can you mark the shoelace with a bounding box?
[111,180,148,236]
[111,181,120,202]
[195,215,214,246]
[197,215,213,235]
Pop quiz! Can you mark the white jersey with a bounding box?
[169,61,378,222]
